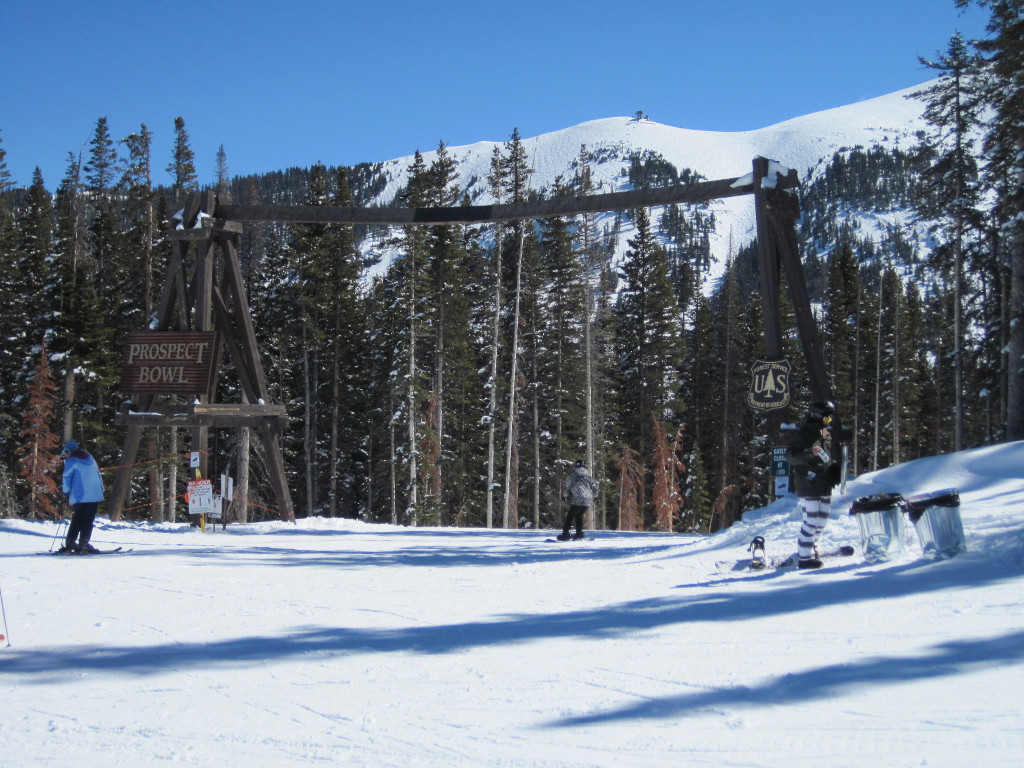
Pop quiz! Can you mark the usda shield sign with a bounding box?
[748,359,791,412]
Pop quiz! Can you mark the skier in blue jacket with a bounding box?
[60,440,105,554]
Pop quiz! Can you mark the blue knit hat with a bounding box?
[63,440,78,454]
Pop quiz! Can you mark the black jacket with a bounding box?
[787,421,838,497]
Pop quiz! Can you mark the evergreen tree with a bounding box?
[325,167,369,519]
[77,117,121,455]
[912,32,986,450]
[483,145,507,528]
[614,207,682,524]
[683,441,711,531]
[612,443,643,531]
[685,292,717,517]
[537,176,587,528]
[167,116,198,206]
[822,237,863,465]
[0,135,20,461]
[215,144,230,197]
[120,125,157,325]
[17,169,56,334]
[395,151,432,525]
[957,0,1024,440]
[416,142,471,525]
[10,169,57,456]
[710,253,749,526]
[650,420,683,531]
[16,339,61,520]
[499,129,534,528]
[278,163,366,518]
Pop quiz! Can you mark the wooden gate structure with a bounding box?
[108,156,833,522]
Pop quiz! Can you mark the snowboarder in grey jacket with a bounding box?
[559,460,599,541]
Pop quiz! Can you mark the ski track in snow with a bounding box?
[2,442,1024,766]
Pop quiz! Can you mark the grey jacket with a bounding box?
[564,467,599,507]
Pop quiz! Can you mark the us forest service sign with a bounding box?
[120,331,216,395]
[748,358,791,412]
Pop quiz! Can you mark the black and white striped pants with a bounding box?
[797,495,832,560]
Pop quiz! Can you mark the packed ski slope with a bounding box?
[1,441,1023,767]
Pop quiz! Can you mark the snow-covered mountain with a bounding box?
[362,82,931,280]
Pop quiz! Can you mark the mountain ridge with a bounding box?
[362,82,933,276]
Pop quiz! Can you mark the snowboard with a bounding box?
[772,545,856,570]
[726,545,855,572]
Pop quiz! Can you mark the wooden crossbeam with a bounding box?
[215,170,799,226]
[115,402,287,428]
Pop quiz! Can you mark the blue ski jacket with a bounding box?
[63,451,105,505]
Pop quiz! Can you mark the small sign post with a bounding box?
[187,477,214,532]
[772,445,790,498]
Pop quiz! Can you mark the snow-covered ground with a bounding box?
[2,441,1023,767]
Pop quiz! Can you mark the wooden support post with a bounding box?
[771,203,834,404]
[109,193,295,523]
[753,158,786,440]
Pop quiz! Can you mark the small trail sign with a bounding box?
[187,478,214,515]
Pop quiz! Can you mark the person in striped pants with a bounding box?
[787,401,840,569]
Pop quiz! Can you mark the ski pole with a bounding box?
[0,580,11,647]
[50,518,69,552]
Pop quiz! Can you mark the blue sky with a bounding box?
[2,0,991,191]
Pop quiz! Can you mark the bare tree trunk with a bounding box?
[872,272,884,470]
[237,424,250,524]
[389,414,398,525]
[148,432,161,521]
[329,335,340,518]
[407,272,418,526]
[892,288,901,465]
[485,224,503,529]
[853,282,862,475]
[302,335,314,519]
[503,222,526,528]
[167,427,178,522]
[1008,233,1024,440]
[531,323,540,530]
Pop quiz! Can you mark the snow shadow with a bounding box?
[546,626,1024,728]
[2,542,1021,683]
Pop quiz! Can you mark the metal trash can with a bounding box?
[850,492,907,562]
[906,488,965,560]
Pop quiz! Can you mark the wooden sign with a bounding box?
[120,331,215,395]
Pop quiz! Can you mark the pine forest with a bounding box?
[1,6,1022,533]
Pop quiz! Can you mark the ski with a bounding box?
[47,547,131,556]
